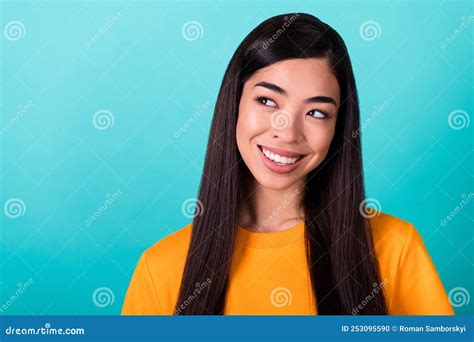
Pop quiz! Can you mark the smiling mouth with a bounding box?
[257,145,305,165]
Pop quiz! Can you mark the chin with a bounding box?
[254,173,302,191]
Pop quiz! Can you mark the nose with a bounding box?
[269,109,301,144]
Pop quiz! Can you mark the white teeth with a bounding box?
[261,147,299,165]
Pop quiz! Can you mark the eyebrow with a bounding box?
[254,81,337,107]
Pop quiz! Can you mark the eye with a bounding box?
[255,96,277,108]
[307,109,329,120]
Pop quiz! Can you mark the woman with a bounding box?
[121,13,454,315]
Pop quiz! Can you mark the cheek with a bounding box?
[239,105,265,131]
[309,128,334,151]
[236,102,267,145]
[304,125,336,165]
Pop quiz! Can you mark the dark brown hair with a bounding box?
[174,13,388,315]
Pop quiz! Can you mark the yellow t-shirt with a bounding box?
[121,211,454,315]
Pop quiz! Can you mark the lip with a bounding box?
[257,144,306,174]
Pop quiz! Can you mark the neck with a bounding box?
[239,178,305,232]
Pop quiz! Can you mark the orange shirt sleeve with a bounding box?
[391,224,455,315]
[121,251,163,315]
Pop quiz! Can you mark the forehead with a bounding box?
[246,58,341,104]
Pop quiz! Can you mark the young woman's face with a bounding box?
[236,58,340,190]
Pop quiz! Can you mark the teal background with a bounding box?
[0,0,472,315]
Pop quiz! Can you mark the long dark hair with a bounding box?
[174,13,388,315]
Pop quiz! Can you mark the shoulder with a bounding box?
[142,222,193,270]
[368,211,453,314]
[368,210,423,257]
[125,223,193,314]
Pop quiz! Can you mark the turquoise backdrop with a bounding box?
[1,0,472,315]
